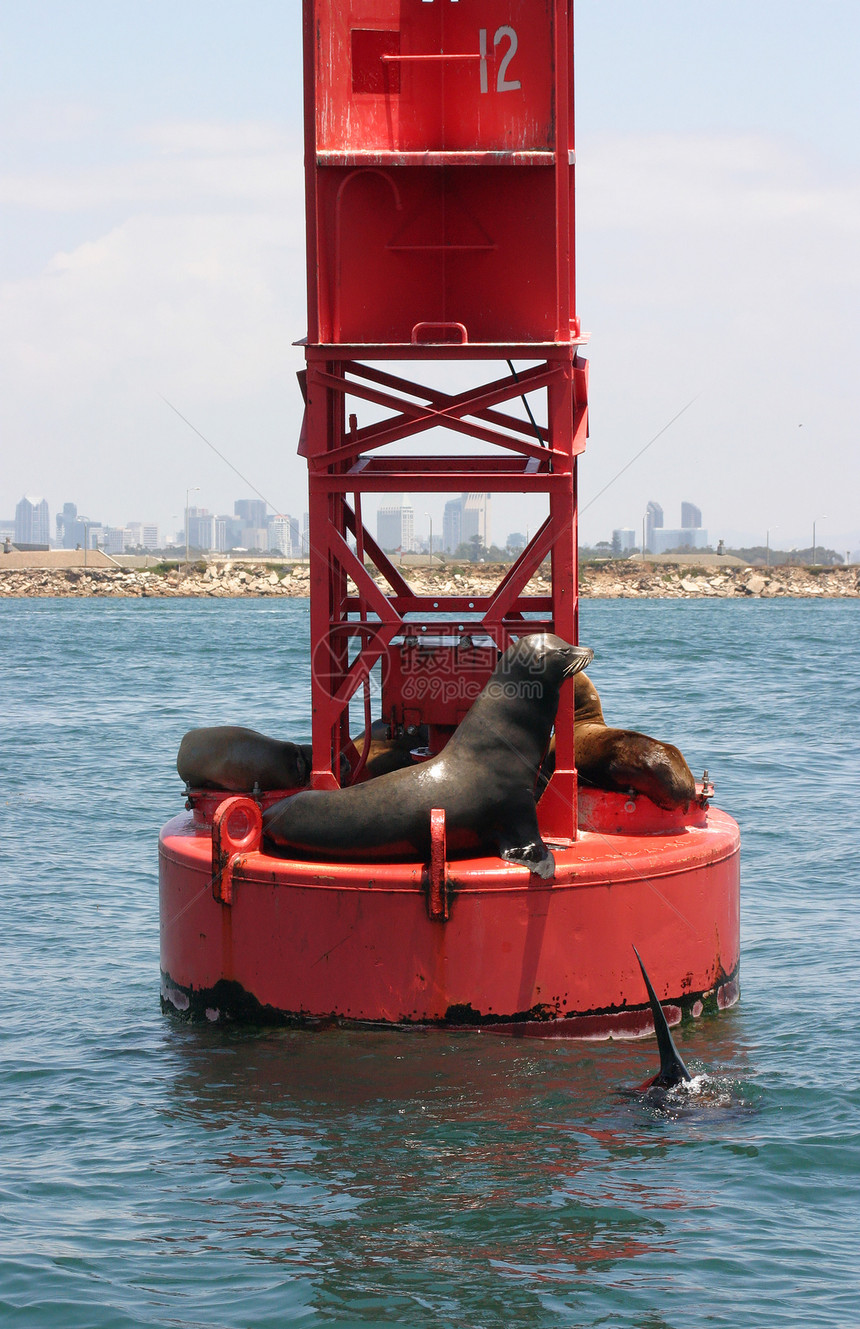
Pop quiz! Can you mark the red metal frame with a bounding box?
[301,1,586,840]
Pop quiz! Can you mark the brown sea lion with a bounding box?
[350,720,429,782]
[177,726,312,793]
[542,673,695,810]
[263,634,594,879]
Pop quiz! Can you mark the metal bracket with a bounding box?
[211,797,263,905]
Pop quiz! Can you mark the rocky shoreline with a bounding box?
[1,561,857,600]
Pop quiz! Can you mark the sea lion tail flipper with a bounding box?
[633,945,692,1088]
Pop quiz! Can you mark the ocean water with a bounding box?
[1,596,858,1329]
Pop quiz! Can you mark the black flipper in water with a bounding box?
[633,945,692,1088]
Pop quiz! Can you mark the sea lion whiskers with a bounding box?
[562,646,594,680]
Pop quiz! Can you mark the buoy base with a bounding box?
[160,967,740,1038]
[159,789,740,1040]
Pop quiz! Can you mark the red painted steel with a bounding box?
[302,0,585,835]
[306,1,575,345]
[159,794,740,1029]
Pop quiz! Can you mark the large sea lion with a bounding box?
[541,673,696,810]
[177,726,312,793]
[263,634,593,879]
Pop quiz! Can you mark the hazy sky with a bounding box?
[2,1,858,555]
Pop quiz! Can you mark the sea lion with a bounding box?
[350,720,429,782]
[263,634,594,879]
[541,673,696,810]
[177,726,312,793]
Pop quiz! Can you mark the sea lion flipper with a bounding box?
[495,803,555,879]
[499,842,556,879]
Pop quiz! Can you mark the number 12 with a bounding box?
[479,26,521,94]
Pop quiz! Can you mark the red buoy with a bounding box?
[159,0,740,1035]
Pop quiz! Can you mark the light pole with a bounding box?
[766,526,778,568]
[812,514,827,567]
[81,517,91,567]
[185,486,200,568]
[425,512,433,566]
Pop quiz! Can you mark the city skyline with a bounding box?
[2,2,858,557]
[6,487,853,562]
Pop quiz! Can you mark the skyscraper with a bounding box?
[234,499,268,529]
[376,495,415,553]
[15,496,50,546]
[462,493,490,550]
[57,502,78,548]
[442,493,491,553]
[644,501,663,554]
[643,501,708,553]
[187,507,216,553]
[442,497,463,553]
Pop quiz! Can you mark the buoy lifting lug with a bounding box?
[211,797,263,906]
[427,807,449,922]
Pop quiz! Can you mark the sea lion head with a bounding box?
[462,634,593,756]
[498,633,594,689]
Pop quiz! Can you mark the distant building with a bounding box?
[15,496,50,546]
[234,498,268,530]
[462,493,490,550]
[612,528,637,555]
[82,523,104,550]
[54,506,99,548]
[186,507,216,553]
[643,500,708,554]
[651,527,709,553]
[125,522,160,551]
[377,494,416,552]
[302,512,310,557]
[57,502,79,548]
[442,493,491,553]
[644,501,663,554]
[103,528,127,555]
[240,526,269,552]
[217,515,243,551]
[443,498,463,553]
[268,514,301,557]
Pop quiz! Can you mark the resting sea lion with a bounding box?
[350,720,429,782]
[541,673,695,810]
[263,634,593,879]
[177,726,312,793]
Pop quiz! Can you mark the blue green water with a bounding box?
[1,597,858,1328]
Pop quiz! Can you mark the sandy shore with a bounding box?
[1,560,857,599]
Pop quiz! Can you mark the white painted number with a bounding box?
[479,26,521,94]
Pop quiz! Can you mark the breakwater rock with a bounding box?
[1,561,858,600]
